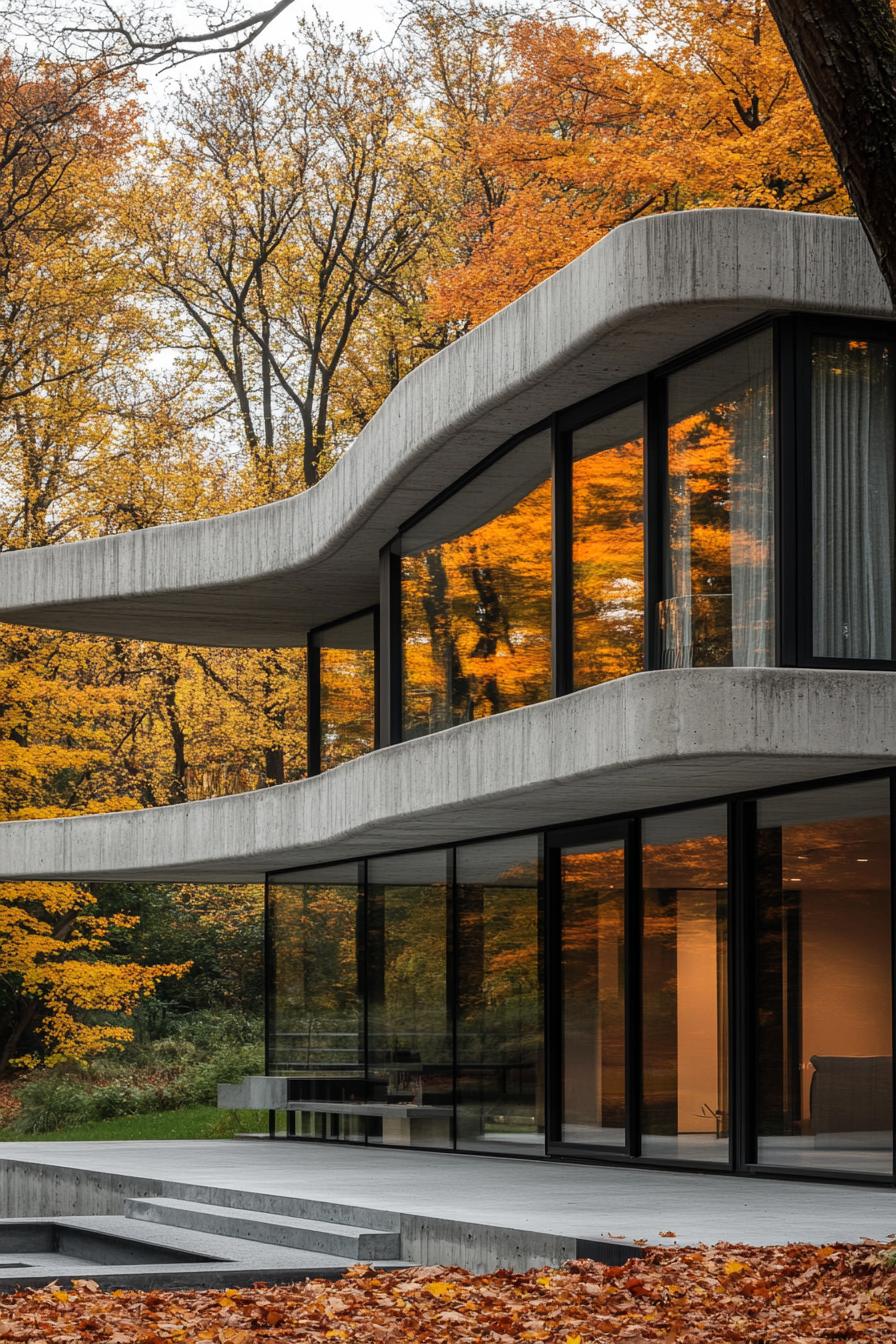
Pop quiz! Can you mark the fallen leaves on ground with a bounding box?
[1,1243,896,1341]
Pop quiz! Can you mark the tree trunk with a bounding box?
[764,0,896,302]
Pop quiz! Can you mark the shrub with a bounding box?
[88,1081,146,1120]
[16,1073,89,1134]
[6,1011,264,1134]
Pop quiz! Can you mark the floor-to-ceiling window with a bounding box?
[367,850,453,1148]
[556,832,627,1149]
[661,329,775,669]
[309,610,377,774]
[400,428,552,740]
[266,770,896,1181]
[455,835,543,1154]
[571,404,645,689]
[641,807,729,1164]
[754,777,893,1176]
[266,863,365,1138]
[810,336,896,662]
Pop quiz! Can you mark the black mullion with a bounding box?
[306,640,321,777]
[645,373,666,671]
[552,416,573,698]
[625,817,642,1158]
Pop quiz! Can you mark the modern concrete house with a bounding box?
[1,208,896,1186]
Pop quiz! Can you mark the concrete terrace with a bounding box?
[2,1141,895,1271]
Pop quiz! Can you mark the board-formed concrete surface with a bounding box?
[0,211,889,646]
[0,667,893,880]
[2,1141,894,1274]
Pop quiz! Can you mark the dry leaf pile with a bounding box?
[0,1242,895,1342]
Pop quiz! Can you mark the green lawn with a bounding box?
[0,1105,268,1143]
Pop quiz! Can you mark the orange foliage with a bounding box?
[428,2,848,326]
[5,1243,896,1339]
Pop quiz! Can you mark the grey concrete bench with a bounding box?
[286,1100,452,1144]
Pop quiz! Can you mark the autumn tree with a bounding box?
[127,18,433,495]
[426,1,848,325]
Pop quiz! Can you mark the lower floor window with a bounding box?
[755,778,892,1176]
[266,772,894,1180]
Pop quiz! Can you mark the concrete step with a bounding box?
[124,1197,401,1260]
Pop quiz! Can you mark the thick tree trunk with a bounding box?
[765,0,896,303]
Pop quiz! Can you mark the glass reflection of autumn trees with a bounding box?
[662,331,775,668]
[318,647,376,769]
[402,431,553,738]
[572,410,645,688]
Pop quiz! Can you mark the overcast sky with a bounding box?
[163,0,393,45]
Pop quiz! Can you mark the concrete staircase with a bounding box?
[124,1196,403,1264]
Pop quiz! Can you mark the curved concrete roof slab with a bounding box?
[0,210,891,647]
[1,669,894,883]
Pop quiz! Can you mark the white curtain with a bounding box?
[812,338,895,661]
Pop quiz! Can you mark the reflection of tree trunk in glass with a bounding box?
[423,550,469,725]
[756,828,803,1136]
[468,557,511,717]
[643,889,678,1136]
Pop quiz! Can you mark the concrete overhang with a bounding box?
[1,668,893,883]
[0,210,891,648]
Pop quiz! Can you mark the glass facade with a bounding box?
[267,862,365,1138]
[266,771,896,1181]
[755,778,892,1176]
[559,836,627,1147]
[661,329,775,669]
[310,610,376,774]
[572,404,645,689]
[367,851,453,1148]
[811,336,896,662]
[642,807,728,1163]
[400,428,552,739]
[455,836,543,1154]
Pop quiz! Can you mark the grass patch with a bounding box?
[0,1104,265,1143]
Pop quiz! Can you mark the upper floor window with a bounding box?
[309,609,377,774]
[811,336,896,662]
[400,428,553,740]
[572,403,645,689]
[661,329,775,669]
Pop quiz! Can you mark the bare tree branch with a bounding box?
[7,1,298,72]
